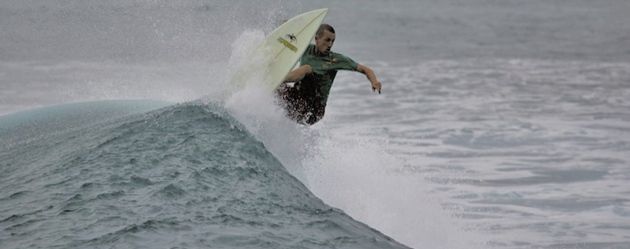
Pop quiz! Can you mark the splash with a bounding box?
[222,65,479,249]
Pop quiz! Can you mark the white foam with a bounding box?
[221,28,484,249]
[221,28,308,174]
[223,84,480,249]
[301,127,481,249]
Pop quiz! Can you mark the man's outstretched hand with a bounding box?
[372,81,382,94]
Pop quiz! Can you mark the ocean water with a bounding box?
[0,101,409,249]
[2,1,630,249]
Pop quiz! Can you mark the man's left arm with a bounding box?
[357,64,382,94]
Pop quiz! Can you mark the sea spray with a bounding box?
[222,81,480,249]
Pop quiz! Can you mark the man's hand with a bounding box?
[284,65,312,83]
[372,81,382,94]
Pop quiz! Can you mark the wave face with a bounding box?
[0,101,408,249]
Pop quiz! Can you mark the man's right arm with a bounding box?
[357,64,382,94]
[284,65,312,83]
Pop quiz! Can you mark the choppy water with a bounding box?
[2,1,630,249]
[326,59,630,248]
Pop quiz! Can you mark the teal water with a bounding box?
[0,101,408,249]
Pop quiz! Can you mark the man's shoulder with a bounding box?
[331,52,358,69]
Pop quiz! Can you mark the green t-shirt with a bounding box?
[297,44,358,105]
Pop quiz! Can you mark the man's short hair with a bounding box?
[316,24,335,37]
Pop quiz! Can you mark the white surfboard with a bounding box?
[230,9,328,91]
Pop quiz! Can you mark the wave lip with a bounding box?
[0,101,409,249]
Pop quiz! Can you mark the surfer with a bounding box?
[276,24,382,125]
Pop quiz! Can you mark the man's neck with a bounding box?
[315,50,329,57]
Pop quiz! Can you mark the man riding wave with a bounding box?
[276,24,382,125]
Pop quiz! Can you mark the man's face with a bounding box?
[315,30,335,55]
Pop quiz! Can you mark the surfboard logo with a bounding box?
[287,33,297,42]
[278,33,298,52]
